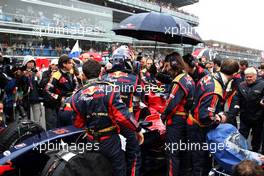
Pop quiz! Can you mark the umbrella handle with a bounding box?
[153,40,157,60]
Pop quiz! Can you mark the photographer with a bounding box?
[1,60,27,123]
[0,54,13,98]
[21,55,45,128]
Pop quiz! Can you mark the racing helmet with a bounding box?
[111,45,133,71]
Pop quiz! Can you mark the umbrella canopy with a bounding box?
[36,58,49,69]
[192,48,207,58]
[113,11,202,45]
[80,52,103,62]
[192,48,218,60]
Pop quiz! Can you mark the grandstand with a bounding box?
[82,0,199,26]
[0,0,199,58]
[205,40,262,66]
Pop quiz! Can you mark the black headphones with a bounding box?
[183,54,196,68]
[165,52,178,70]
[170,57,178,69]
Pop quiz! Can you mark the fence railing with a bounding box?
[109,0,199,25]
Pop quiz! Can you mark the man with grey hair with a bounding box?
[233,67,264,153]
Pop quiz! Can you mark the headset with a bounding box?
[169,52,182,70]
[170,57,178,69]
[183,54,196,68]
[165,53,178,70]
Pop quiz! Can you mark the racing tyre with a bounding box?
[0,119,44,153]
[41,149,112,176]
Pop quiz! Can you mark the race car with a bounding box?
[0,115,165,176]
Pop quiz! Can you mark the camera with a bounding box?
[26,68,38,73]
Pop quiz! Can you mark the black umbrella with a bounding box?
[113,11,202,45]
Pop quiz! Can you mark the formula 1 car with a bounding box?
[0,86,167,176]
[0,115,166,176]
[0,125,84,176]
[0,119,44,154]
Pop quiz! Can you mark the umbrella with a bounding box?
[79,52,103,62]
[113,11,202,45]
[35,58,49,69]
[192,48,218,60]
[192,48,204,58]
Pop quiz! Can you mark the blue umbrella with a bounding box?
[113,11,202,45]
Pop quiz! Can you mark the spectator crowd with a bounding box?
[0,47,264,175]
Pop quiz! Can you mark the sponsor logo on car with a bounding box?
[52,128,69,135]
[14,143,26,149]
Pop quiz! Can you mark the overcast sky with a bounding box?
[180,0,264,50]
